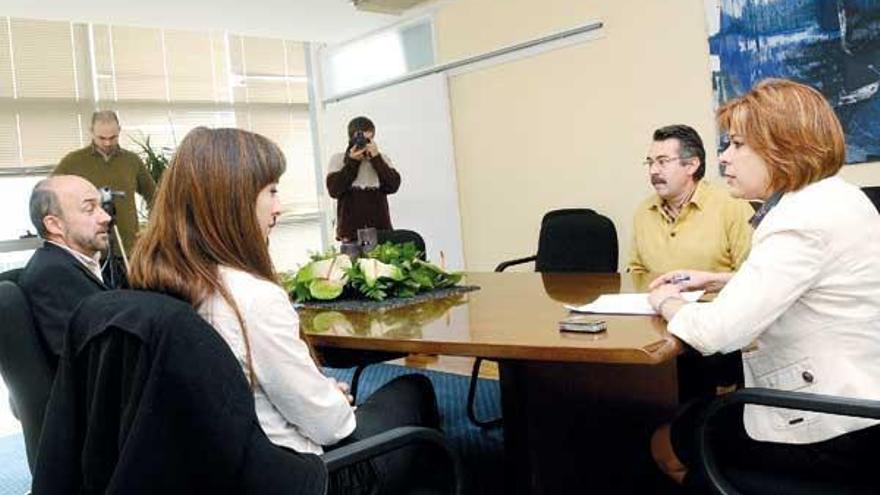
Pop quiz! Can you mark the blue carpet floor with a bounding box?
[0,434,28,495]
[325,364,504,495]
[0,364,503,495]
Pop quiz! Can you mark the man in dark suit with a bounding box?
[19,175,111,367]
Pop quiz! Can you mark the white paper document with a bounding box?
[564,291,705,315]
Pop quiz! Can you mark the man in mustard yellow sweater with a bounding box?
[627,125,753,275]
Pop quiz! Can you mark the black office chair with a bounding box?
[861,186,880,214]
[495,208,618,272]
[0,278,54,473]
[467,209,619,428]
[693,388,880,495]
[321,229,427,401]
[34,290,461,494]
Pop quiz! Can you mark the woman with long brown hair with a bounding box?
[129,127,440,494]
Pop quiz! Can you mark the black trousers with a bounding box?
[325,373,442,495]
[671,399,880,493]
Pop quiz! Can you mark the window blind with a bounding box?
[0,16,322,267]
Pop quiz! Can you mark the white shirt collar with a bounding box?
[47,240,104,282]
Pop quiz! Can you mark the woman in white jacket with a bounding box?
[648,78,880,489]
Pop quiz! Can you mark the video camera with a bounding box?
[97,187,129,288]
[98,187,126,217]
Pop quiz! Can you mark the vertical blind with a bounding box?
[0,16,317,213]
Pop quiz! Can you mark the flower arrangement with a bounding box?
[281,242,463,302]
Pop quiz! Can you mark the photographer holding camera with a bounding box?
[326,116,401,242]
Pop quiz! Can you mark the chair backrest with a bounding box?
[34,290,326,494]
[535,209,619,273]
[0,280,54,472]
[377,229,427,260]
[0,267,23,283]
[862,186,880,214]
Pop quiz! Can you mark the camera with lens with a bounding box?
[99,187,126,217]
[351,130,370,150]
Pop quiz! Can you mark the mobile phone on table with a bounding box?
[559,315,607,333]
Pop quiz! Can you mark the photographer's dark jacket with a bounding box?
[326,151,401,241]
[19,242,108,366]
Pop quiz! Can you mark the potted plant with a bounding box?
[131,134,171,185]
[130,134,171,222]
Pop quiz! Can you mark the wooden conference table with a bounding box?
[299,272,684,494]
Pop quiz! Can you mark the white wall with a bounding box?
[320,73,465,270]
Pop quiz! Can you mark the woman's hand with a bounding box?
[348,146,368,161]
[365,140,380,159]
[649,269,726,292]
[649,283,688,321]
[648,283,682,310]
[330,378,355,405]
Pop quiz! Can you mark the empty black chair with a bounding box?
[0,278,54,473]
[862,186,880,214]
[321,229,427,401]
[693,388,880,494]
[495,208,618,272]
[468,209,618,428]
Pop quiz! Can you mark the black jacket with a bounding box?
[33,290,327,495]
[19,242,107,364]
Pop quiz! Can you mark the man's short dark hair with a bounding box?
[29,179,62,238]
[347,116,375,139]
[653,124,706,180]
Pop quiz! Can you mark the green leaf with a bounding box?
[309,279,346,300]
[293,283,312,302]
[130,133,171,186]
[409,267,435,289]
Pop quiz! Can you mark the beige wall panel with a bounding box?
[436,0,880,271]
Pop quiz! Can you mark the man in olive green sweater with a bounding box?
[54,110,156,285]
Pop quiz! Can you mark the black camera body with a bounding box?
[351,130,370,149]
[99,187,126,217]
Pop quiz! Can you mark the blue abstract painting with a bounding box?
[707,0,880,163]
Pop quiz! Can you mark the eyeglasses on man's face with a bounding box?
[642,156,688,168]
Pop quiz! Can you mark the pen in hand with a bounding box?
[669,273,690,285]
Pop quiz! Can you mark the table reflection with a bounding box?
[298,294,469,339]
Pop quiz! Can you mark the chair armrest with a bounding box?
[495,255,537,272]
[695,388,880,495]
[701,387,880,422]
[322,426,463,495]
